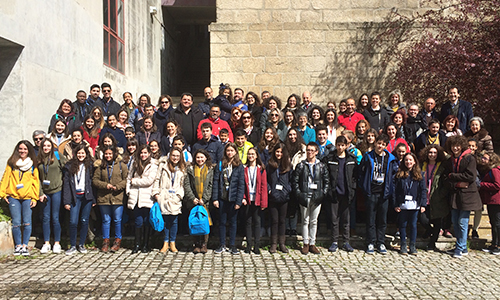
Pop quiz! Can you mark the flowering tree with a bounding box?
[376,0,500,122]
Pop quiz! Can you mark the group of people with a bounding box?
[1,82,498,259]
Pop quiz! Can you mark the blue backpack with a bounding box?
[149,202,164,232]
[189,205,210,236]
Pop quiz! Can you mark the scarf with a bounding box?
[16,157,33,172]
[194,165,208,200]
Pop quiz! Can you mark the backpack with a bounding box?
[188,205,210,236]
[149,202,164,232]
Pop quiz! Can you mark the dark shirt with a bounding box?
[336,157,346,196]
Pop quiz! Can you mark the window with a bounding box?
[103,0,124,73]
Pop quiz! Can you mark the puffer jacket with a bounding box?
[291,159,330,207]
[183,165,214,211]
[213,163,245,206]
[266,166,292,203]
[126,159,158,209]
[92,157,128,205]
[152,157,186,215]
[322,151,357,202]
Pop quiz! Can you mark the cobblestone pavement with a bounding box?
[0,246,499,299]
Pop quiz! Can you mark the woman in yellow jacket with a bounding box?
[0,140,39,256]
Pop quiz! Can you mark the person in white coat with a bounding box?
[126,144,158,253]
[153,147,186,253]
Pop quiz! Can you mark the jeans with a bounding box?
[331,195,350,243]
[487,205,500,246]
[133,206,150,228]
[69,194,93,247]
[9,197,32,246]
[218,200,238,247]
[451,209,471,252]
[163,215,178,242]
[99,205,123,239]
[300,203,322,245]
[398,210,419,244]
[365,193,388,246]
[269,201,288,237]
[41,191,62,242]
[244,203,261,245]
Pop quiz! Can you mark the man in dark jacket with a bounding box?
[439,87,474,133]
[171,93,204,148]
[87,83,101,107]
[405,103,425,147]
[362,92,390,133]
[191,122,223,165]
[358,134,398,255]
[94,82,121,118]
[198,87,214,119]
[418,97,439,129]
[322,136,357,253]
[292,142,330,255]
[73,90,92,129]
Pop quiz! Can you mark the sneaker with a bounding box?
[230,246,239,255]
[13,245,22,256]
[66,246,77,255]
[453,249,462,258]
[52,244,62,254]
[40,244,51,254]
[446,248,457,255]
[377,244,387,255]
[394,231,400,238]
[342,243,354,252]
[77,245,87,254]
[214,245,226,254]
[471,229,479,239]
[462,249,468,256]
[492,247,500,255]
[483,245,495,253]
[366,244,375,255]
[328,242,338,252]
[21,245,29,256]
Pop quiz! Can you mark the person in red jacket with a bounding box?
[196,105,233,142]
[242,147,268,254]
[479,151,500,255]
[338,98,365,132]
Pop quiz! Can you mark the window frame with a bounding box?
[103,0,125,74]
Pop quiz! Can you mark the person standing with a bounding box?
[95,83,121,118]
[439,86,474,133]
[171,93,204,148]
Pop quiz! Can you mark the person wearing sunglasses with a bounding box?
[154,95,173,134]
[32,130,46,155]
[94,82,121,119]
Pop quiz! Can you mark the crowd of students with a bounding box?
[1,82,499,259]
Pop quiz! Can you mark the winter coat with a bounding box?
[480,167,500,205]
[358,149,398,199]
[291,159,330,207]
[154,106,173,134]
[213,164,245,206]
[362,107,390,132]
[47,133,72,155]
[38,153,66,196]
[62,163,95,205]
[464,128,494,153]
[439,99,474,133]
[248,104,263,129]
[418,108,439,129]
[183,165,214,210]
[414,130,447,156]
[423,162,450,219]
[243,165,268,208]
[99,126,128,148]
[191,135,224,164]
[212,95,232,121]
[126,159,158,209]
[405,115,425,146]
[316,140,335,161]
[0,164,39,201]
[63,140,93,160]
[384,103,407,116]
[92,158,128,206]
[322,151,357,202]
[266,166,292,204]
[95,98,121,117]
[196,117,234,142]
[444,151,482,211]
[171,105,204,147]
[136,130,162,146]
[391,175,427,209]
[152,157,186,215]
[72,101,92,128]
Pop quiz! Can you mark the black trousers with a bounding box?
[269,201,288,237]
[244,203,261,245]
[488,204,500,246]
[331,194,350,243]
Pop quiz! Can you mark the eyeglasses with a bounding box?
[103,89,111,93]
[242,116,251,119]
[161,101,169,104]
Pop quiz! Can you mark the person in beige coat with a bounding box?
[126,144,158,253]
[153,148,186,253]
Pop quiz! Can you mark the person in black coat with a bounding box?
[292,142,330,255]
[135,115,161,146]
[94,83,121,118]
[62,144,95,255]
[322,136,357,253]
[212,143,245,255]
[191,122,224,165]
[73,90,92,129]
[362,92,390,133]
[154,95,173,134]
[99,114,128,149]
[170,93,204,148]
[439,87,474,133]
[414,119,447,155]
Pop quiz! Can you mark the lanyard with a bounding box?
[184,151,189,162]
[127,157,133,169]
[107,161,115,182]
[18,170,26,181]
[405,177,414,193]
[145,131,151,144]
[76,164,84,186]
[308,162,316,181]
[43,158,50,176]
[276,168,280,180]
[375,154,385,175]
[426,163,437,183]
[248,166,257,191]
[171,167,177,186]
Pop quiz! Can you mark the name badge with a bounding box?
[169,190,176,194]
[16,183,24,190]
[375,174,385,184]
[309,183,318,190]
[405,195,413,201]
[43,180,51,186]
[276,184,283,191]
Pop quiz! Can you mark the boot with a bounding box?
[101,238,110,252]
[200,235,209,254]
[409,242,417,255]
[193,243,201,254]
[110,238,121,252]
[269,235,277,253]
[301,243,309,255]
[160,241,169,253]
[245,241,252,254]
[170,242,178,253]
[132,228,142,254]
[400,241,408,255]
[279,235,288,253]
[141,226,151,253]
[253,241,261,255]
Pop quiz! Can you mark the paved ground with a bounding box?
[0,245,499,300]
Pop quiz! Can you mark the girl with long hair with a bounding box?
[245,92,263,127]
[63,128,93,160]
[91,106,106,129]
[48,99,78,133]
[358,128,378,155]
[324,108,343,144]
[81,115,101,156]
[47,119,72,154]
[239,110,261,146]
[160,119,181,156]
[258,127,280,166]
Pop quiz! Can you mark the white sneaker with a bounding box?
[52,244,62,254]
[40,244,51,254]
[13,245,22,256]
[21,245,30,256]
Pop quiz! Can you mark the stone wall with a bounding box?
[210,0,438,105]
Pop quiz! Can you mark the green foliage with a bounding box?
[0,201,11,222]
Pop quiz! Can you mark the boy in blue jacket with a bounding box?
[358,134,398,254]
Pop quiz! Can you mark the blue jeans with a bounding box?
[218,200,238,247]
[99,205,123,239]
[451,209,471,252]
[365,193,388,246]
[398,210,419,244]
[133,206,150,228]
[9,197,32,246]
[69,194,93,247]
[41,191,62,243]
[162,215,178,242]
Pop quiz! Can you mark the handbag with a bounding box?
[149,202,164,232]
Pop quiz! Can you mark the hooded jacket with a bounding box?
[362,107,390,132]
[126,159,158,209]
[152,157,186,215]
[358,149,398,198]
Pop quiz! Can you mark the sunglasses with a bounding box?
[34,138,43,141]
[103,89,111,93]
[271,114,279,117]
[161,101,169,104]
[242,116,251,119]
